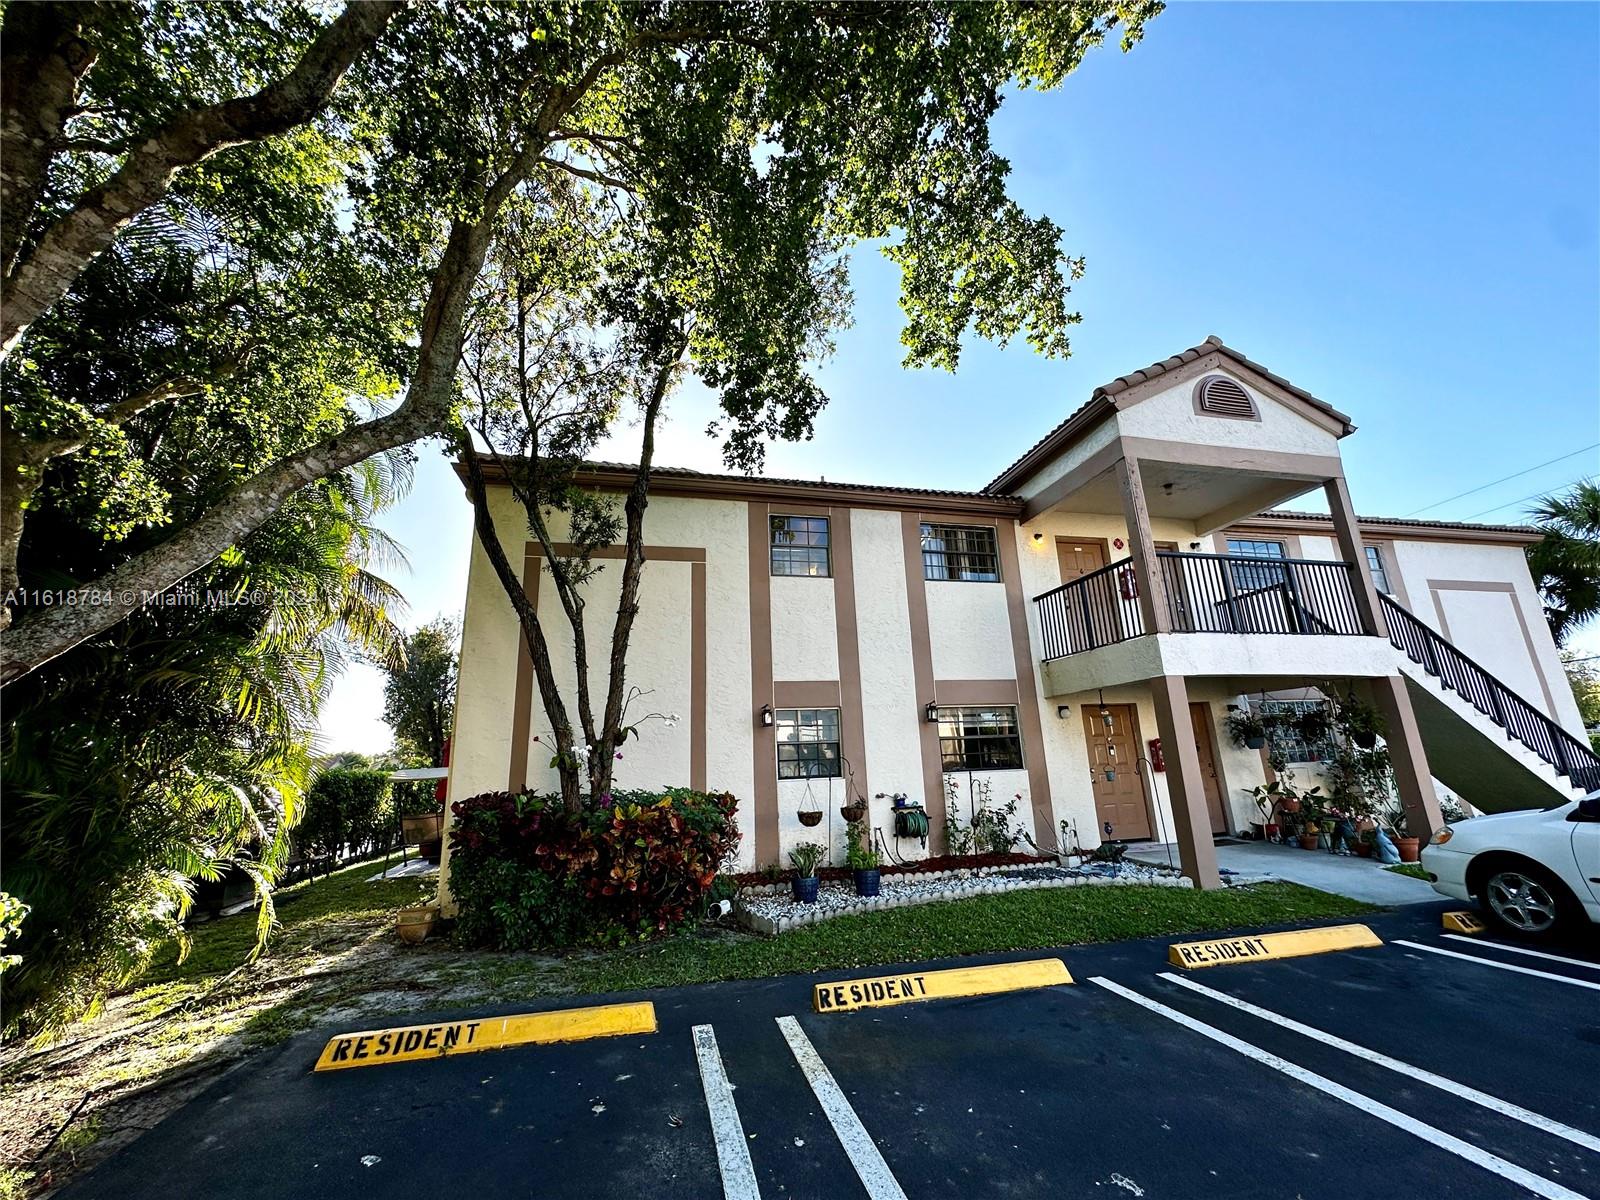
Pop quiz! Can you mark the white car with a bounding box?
[1420,791,1600,938]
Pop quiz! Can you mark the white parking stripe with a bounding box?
[1092,979,1589,1200]
[1441,933,1600,972]
[1394,940,1600,991]
[691,1025,762,1200]
[1159,972,1600,1155]
[775,1016,908,1200]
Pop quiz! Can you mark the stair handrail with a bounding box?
[1380,594,1600,792]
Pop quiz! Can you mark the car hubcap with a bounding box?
[1485,872,1557,933]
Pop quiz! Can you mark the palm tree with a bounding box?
[1527,480,1600,644]
[0,466,405,1037]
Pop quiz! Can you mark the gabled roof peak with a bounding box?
[984,336,1356,494]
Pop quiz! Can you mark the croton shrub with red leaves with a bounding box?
[447,788,741,949]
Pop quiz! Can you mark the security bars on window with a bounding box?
[776,708,842,779]
[770,515,831,577]
[921,523,1000,582]
[936,705,1023,772]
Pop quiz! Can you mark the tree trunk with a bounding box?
[457,431,584,811]
[589,343,685,798]
[1,0,404,357]
[0,2,98,278]
[0,205,494,683]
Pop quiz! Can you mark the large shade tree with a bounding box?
[454,2,1162,808]
[0,0,1161,687]
[381,617,459,765]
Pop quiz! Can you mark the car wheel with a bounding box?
[1477,862,1573,938]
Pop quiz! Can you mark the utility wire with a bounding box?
[1459,475,1594,523]
[1402,443,1599,518]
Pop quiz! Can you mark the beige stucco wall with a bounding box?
[1114,370,1342,459]
[1014,416,1118,501]
[1385,538,1579,734]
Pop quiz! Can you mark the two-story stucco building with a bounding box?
[438,337,1597,893]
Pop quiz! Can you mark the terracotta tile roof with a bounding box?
[983,335,1356,493]
[579,460,1020,502]
[1242,510,1539,536]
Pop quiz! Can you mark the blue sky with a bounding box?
[322,1,1600,754]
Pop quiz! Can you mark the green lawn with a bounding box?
[1384,863,1430,880]
[552,881,1377,996]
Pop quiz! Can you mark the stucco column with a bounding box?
[1115,456,1172,635]
[1149,674,1223,889]
[1323,475,1384,637]
[1368,674,1444,841]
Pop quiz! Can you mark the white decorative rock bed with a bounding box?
[734,861,1208,935]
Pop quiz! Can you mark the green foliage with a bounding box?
[843,822,880,872]
[448,788,741,949]
[298,768,393,859]
[0,893,28,975]
[942,775,1024,856]
[0,465,403,1039]
[380,618,458,764]
[1528,482,1600,644]
[787,842,827,878]
[1563,649,1600,728]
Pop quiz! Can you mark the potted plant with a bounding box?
[789,842,826,902]
[1337,696,1383,750]
[845,822,881,897]
[1387,808,1420,863]
[1292,705,1332,746]
[396,902,440,944]
[1354,828,1375,858]
[840,797,867,823]
[1226,709,1270,750]
[1295,787,1326,850]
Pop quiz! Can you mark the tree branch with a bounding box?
[1,0,405,358]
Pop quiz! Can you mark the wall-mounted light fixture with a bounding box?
[1032,531,1044,543]
[760,704,774,728]
[1056,704,1071,719]
[925,700,940,724]
[1189,541,1202,550]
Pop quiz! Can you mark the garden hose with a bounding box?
[893,805,929,844]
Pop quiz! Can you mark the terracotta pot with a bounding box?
[401,812,443,845]
[397,903,439,944]
[1353,842,1373,858]
[797,810,823,827]
[1355,816,1377,833]
[1278,798,1301,814]
[1393,836,1421,863]
[1297,834,1320,850]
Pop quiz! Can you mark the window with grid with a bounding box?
[1225,538,1287,592]
[770,515,830,577]
[1256,699,1335,764]
[921,523,1001,581]
[1365,545,1393,595]
[775,708,842,778]
[937,705,1023,772]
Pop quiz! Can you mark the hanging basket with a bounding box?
[840,803,867,823]
[797,809,823,827]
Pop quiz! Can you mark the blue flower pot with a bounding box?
[853,869,881,898]
[792,876,820,903]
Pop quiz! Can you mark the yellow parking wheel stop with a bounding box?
[313,1001,657,1071]
[1168,924,1382,969]
[813,958,1072,1013]
[1442,911,1487,934]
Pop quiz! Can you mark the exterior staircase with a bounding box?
[1381,595,1599,813]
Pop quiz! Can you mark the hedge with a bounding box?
[298,768,393,859]
[448,788,740,949]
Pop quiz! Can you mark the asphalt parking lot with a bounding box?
[58,903,1600,1200]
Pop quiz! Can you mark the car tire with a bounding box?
[1474,859,1579,939]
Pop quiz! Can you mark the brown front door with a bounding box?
[1084,703,1152,841]
[1189,702,1229,835]
[1056,537,1120,649]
